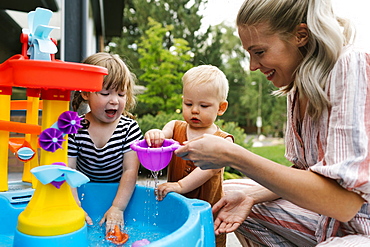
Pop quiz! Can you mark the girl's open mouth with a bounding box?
[105,109,117,117]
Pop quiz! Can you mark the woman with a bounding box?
[175,0,370,246]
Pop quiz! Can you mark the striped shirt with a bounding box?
[285,45,370,242]
[68,115,142,182]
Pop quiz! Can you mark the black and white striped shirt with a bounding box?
[68,115,142,182]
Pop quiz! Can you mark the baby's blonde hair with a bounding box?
[182,65,229,102]
[72,52,137,116]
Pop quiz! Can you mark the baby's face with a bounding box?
[182,83,222,128]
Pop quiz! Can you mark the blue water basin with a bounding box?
[0,182,215,246]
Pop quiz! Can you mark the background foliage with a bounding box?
[106,0,289,178]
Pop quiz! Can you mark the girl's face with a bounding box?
[238,23,307,88]
[83,87,127,124]
[182,83,227,129]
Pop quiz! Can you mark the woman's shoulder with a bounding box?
[337,45,370,63]
[330,45,370,79]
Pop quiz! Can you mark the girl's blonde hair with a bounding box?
[72,52,137,117]
[182,65,229,102]
[237,0,355,119]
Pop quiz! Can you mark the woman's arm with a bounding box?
[176,134,364,222]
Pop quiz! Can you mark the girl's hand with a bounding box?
[99,206,124,233]
[85,211,93,226]
[145,129,165,148]
[155,182,181,201]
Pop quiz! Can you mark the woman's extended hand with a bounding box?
[212,190,254,235]
[99,205,124,233]
[175,134,232,170]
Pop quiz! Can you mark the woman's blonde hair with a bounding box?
[182,65,229,102]
[72,52,137,117]
[237,0,355,119]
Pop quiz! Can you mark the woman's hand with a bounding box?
[212,190,254,235]
[175,134,232,170]
[99,206,124,233]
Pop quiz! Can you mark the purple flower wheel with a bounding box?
[39,128,65,152]
[57,111,82,134]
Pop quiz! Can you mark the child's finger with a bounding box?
[85,213,93,225]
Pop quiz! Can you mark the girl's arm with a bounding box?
[67,157,80,204]
[68,157,93,225]
[99,150,139,232]
[112,150,139,211]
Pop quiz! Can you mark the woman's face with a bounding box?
[238,23,306,88]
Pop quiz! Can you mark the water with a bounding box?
[87,174,168,247]
[149,171,162,189]
[87,217,170,246]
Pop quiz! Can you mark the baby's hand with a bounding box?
[155,182,181,201]
[99,206,124,233]
[145,129,165,148]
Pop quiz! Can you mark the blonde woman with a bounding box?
[176,0,370,246]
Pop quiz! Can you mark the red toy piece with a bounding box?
[105,225,129,245]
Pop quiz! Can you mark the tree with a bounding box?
[108,0,222,75]
[136,18,192,115]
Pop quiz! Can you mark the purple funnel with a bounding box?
[57,111,82,134]
[130,139,180,172]
[39,128,65,152]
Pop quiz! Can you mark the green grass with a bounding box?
[249,144,292,167]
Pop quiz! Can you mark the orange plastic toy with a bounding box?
[105,225,129,245]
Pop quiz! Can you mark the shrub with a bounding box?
[137,112,182,134]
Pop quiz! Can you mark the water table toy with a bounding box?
[0,7,108,191]
[0,6,216,247]
[130,139,180,172]
[13,163,90,246]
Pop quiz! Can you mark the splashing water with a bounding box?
[87,217,169,246]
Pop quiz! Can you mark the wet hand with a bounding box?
[145,129,165,148]
[85,211,93,226]
[155,182,181,201]
[99,206,124,233]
